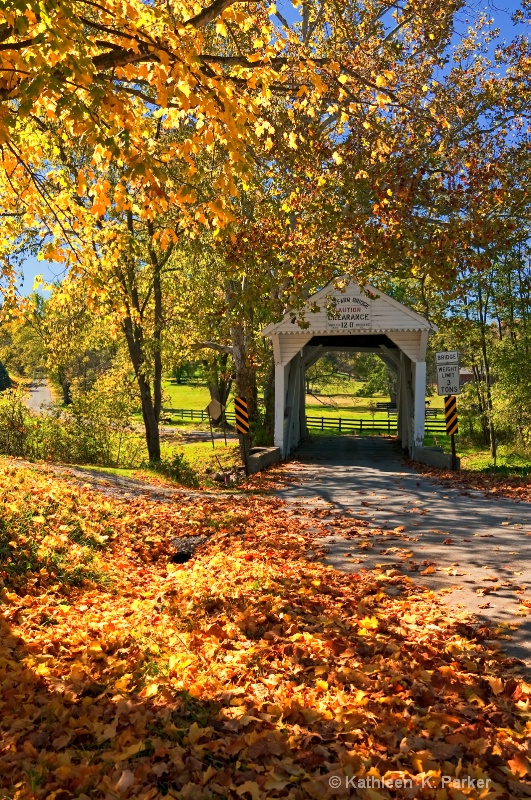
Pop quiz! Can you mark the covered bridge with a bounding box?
[262,279,437,457]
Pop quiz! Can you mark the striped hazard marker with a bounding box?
[444,394,458,435]
[234,396,250,435]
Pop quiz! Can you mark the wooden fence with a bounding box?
[163,408,447,435]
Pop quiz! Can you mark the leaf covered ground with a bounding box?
[407,462,531,504]
[1,462,530,800]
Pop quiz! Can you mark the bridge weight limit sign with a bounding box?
[436,351,460,470]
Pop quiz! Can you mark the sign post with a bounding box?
[205,399,224,450]
[234,396,250,476]
[444,394,459,470]
[436,352,460,471]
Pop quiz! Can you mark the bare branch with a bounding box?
[187,0,259,29]
[193,341,234,354]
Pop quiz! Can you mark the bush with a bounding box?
[0,389,27,456]
[0,361,11,391]
[145,452,201,488]
[0,376,143,467]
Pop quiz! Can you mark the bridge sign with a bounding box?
[436,351,460,396]
[435,350,459,365]
[326,294,372,330]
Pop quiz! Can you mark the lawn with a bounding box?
[423,431,531,475]
[157,378,447,423]
[161,439,241,476]
[162,381,212,410]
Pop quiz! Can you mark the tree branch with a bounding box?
[193,341,234,354]
[187,0,259,29]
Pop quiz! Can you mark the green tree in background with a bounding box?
[0,361,10,391]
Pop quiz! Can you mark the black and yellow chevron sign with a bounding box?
[445,395,458,435]
[234,396,250,435]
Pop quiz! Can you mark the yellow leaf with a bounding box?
[116,741,145,761]
[236,781,262,800]
[375,75,386,87]
[488,676,504,695]
[359,616,379,630]
[332,151,343,165]
[139,683,159,698]
[114,675,132,692]
[366,790,386,800]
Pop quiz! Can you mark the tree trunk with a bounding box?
[205,354,232,423]
[477,284,496,459]
[148,220,164,425]
[121,308,161,462]
[138,372,161,462]
[230,322,258,425]
[58,367,71,405]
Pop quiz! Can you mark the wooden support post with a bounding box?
[451,433,457,472]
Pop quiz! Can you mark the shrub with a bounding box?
[146,452,201,488]
[0,375,143,467]
[0,361,11,391]
[0,388,28,457]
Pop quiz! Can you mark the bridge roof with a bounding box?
[262,279,437,337]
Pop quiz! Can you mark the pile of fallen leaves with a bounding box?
[409,462,531,504]
[1,462,530,799]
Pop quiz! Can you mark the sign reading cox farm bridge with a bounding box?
[326,294,372,330]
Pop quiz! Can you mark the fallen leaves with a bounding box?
[0,460,530,799]
[409,461,531,504]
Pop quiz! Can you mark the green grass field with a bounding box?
[162,381,212,410]
[137,379,530,477]
[160,379,444,421]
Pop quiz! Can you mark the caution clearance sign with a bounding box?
[234,396,250,435]
[444,395,458,435]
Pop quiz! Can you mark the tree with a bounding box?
[0,293,47,378]
[0,360,10,391]
[2,0,529,461]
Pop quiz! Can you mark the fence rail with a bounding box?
[305,415,446,434]
[164,407,236,423]
[163,408,447,435]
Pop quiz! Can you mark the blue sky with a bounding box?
[17,0,527,295]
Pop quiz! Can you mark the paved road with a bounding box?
[25,379,53,413]
[277,435,531,668]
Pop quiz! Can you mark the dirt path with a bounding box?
[277,435,531,668]
[24,379,53,413]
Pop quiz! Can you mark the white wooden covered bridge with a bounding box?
[262,279,437,457]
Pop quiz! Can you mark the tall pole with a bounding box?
[208,411,215,449]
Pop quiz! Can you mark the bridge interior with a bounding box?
[275,333,425,457]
